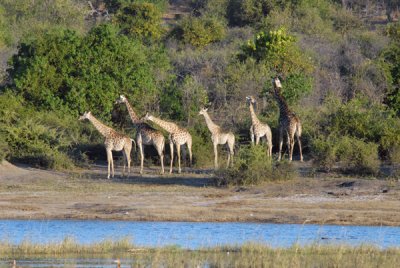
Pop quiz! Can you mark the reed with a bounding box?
[1,240,399,267]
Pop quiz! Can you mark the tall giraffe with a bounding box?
[115,95,165,174]
[199,108,235,169]
[79,111,135,178]
[143,113,192,174]
[246,96,273,157]
[272,77,303,162]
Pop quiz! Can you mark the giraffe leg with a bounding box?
[122,150,126,177]
[156,140,165,174]
[106,149,112,179]
[289,135,295,162]
[227,135,235,167]
[176,144,181,174]
[124,146,131,178]
[138,141,144,175]
[250,127,254,145]
[110,151,114,178]
[278,127,283,161]
[187,136,193,167]
[169,140,174,174]
[296,132,303,162]
[213,143,218,169]
[255,135,260,145]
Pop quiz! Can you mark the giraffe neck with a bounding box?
[149,116,180,133]
[202,112,220,134]
[249,103,261,125]
[87,115,114,137]
[274,89,291,118]
[123,100,141,123]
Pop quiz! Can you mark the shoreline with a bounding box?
[0,161,399,227]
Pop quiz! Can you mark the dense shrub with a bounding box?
[7,24,171,121]
[215,145,295,186]
[312,135,380,175]
[239,28,314,76]
[0,92,92,169]
[106,0,168,13]
[227,0,278,27]
[174,16,226,48]
[114,2,163,40]
[380,25,400,115]
[305,96,400,172]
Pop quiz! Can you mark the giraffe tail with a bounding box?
[130,139,137,151]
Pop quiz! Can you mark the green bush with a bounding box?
[215,145,295,186]
[189,123,214,168]
[305,96,400,174]
[227,0,278,27]
[0,134,9,162]
[312,135,380,175]
[114,2,164,40]
[174,16,226,48]
[239,28,314,77]
[0,92,95,169]
[8,24,171,121]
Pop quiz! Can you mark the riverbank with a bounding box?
[0,161,399,226]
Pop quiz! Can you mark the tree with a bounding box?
[8,24,171,120]
[114,2,164,41]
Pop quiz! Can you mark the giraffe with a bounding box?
[199,108,235,169]
[246,96,273,157]
[272,77,303,162]
[115,95,165,174]
[79,111,135,179]
[143,113,192,174]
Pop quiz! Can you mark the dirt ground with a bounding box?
[0,160,399,226]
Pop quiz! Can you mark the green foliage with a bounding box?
[114,2,164,40]
[240,28,314,76]
[385,22,400,43]
[312,136,380,175]
[8,24,171,121]
[306,96,400,171]
[215,145,295,186]
[0,92,89,169]
[189,123,214,167]
[174,16,226,48]
[227,0,279,27]
[380,25,400,115]
[105,0,168,13]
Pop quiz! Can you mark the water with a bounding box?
[1,220,400,249]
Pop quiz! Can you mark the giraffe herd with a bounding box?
[79,78,303,178]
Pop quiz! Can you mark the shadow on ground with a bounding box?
[80,163,216,187]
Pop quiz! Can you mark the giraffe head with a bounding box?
[78,111,91,121]
[272,77,282,89]
[246,96,256,105]
[142,112,153,121]
[115,94,127,105]
[198,107,208,116]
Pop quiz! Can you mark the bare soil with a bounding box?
[0,160,399,226]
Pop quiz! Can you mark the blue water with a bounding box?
[0,220,400,249]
